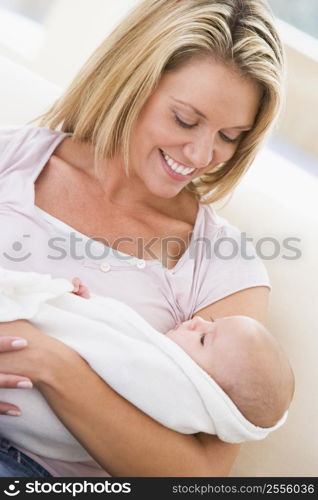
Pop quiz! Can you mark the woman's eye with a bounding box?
[219,132,240,144]
[174,114,197,129]
[200,334,206,346]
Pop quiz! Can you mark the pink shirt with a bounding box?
[0,126,270,476]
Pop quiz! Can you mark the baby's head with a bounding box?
[166,316,295,428]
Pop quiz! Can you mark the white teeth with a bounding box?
[167,158,174,167]
[162,151,195,176]
[175,165,185,173]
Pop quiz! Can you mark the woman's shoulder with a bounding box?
[176,193,240,238]
[190,203,271,315]
[0,124,59,147]
[0,125,69,176]
[196,202,239,237]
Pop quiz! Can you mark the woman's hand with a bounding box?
[0,318,82,389]
[0,319,85,385]
[0,320,87,419]
[0,330,33,416]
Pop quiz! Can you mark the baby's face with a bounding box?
[167,316,294,428]
[166,315,260,377]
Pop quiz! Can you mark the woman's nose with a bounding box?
[183,133,214,169]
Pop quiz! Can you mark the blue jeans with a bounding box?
[0,438,53,477]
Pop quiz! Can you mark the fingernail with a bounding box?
[16,381,33,389]
[5,410,21,416]
[11,339,28,348]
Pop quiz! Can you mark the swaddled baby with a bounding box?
[166,315,294,429]
[74,277,294,429]
[0,269,294,462]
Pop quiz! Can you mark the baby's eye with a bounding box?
[200,334,206,346]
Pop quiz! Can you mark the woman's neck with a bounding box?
[54,136,197,219]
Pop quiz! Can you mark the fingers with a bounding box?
[78,284,90,299]
[72,278,90,298]
[72,277,81,293]
[0,374,33,389]
[0,336,28,352]
[0,403,21,416]
[0,374,33,416]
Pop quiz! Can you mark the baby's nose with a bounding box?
[190,316,207,328]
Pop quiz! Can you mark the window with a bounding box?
[266,0,318,165]
[0,0,54,23]
[267,0,318,40]
[0,0,54,59]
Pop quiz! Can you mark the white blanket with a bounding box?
[0,268,287,461]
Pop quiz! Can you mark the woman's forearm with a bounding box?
[0,321,239,476]
[38,351,239,477]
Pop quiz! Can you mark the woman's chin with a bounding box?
[146,179,185,199]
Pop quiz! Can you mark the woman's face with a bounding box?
[129,57,262,199]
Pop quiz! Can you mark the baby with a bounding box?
[166,315,294,428]
[0,268,295,464]
[72,277,295,429]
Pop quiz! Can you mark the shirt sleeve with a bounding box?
[0,126,35,177]
[0,126,19,170]
[0,126,31,207]
[192,217,271,315]
[0,126,66,208]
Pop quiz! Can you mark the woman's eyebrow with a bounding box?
[171,97,206,118]
[171,97,253,130]
[230,125,253,130]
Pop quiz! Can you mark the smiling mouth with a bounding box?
[159,149,196,177]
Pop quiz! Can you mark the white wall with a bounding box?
[32,0,140,87]
[0,0,317,162]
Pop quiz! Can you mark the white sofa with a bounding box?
[1,54,317,477]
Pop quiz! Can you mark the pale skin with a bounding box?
[0,57,269,476]
[166,315,261,378]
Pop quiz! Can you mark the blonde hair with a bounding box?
[38,0,285,203]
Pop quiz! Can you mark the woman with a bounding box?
[0,0,284,477]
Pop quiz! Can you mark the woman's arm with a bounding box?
[39,354,240,477]
[0,286,268,476]
[0,322,238,476]
[193,286,269,324]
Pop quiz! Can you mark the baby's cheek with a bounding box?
[165,329,183,342]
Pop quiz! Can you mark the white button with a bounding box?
[100,263,111,272]
[136,259,146,269]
